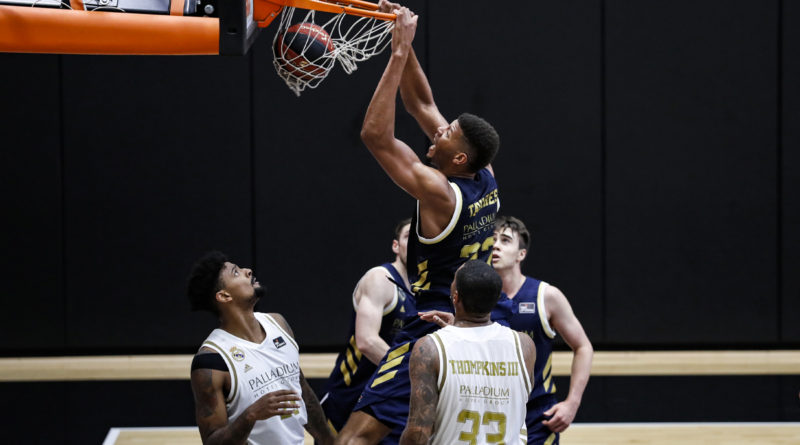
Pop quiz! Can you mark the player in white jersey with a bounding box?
[187,251,334,445]
[400,260,536,445]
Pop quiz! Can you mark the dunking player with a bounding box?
[400,260,535,444]
[493,216,593,444]
[335,4,502,444]
[187,251,334,445]
[320,219,414,435]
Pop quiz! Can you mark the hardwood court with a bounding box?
[104,423,800,445]
[3,350,800,381]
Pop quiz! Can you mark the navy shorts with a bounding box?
[526,394,559,445]
[353,315,444,432]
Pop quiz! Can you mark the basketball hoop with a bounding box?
[271,1,395,96]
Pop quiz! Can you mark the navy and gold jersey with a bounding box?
[507,277,557,400]
[354,169,500,442]
[507,276,560,445]
[408,167,499,312]
[320,263,413,434]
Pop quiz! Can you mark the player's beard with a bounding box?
[253,285,267,302]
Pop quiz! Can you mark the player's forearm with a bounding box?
[565,344,593,405]
[301,376,334,445]
[202,410,255,445]
[399,48,435,118]
[399,425,433,445]
[361,52,409,145]
[356,334,391,365]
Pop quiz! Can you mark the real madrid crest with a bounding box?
[230,346,245,361]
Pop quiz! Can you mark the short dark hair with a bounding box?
[393,217,412,240]
[187,251,228,315]
[455,260,502,315]
[458,113,500,172]
[495,215,530,251]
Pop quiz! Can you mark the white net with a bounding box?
[272,6,394,96]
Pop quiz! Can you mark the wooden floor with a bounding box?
[104,423,800,445]
[4,350,800,381]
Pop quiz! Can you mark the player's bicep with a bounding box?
[369,138,445,200]
[407,337,439,432]
[190,368,229,442]
[354,275,391,338]
[546,287,591,350]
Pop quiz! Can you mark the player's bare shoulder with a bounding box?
[266,312,295,338]
[355,265,399,306]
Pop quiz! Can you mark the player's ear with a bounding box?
[518,248,527,263]
[392,239,400,255]
[216,290,232,304]
[452,151,468,166]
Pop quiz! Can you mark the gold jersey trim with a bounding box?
[537,282,557,339]
[416,182,463,245]
[202,340,239,404]
[263,313,300,351]
[430,332,447,392]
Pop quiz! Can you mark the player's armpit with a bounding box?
[400,336,439,445]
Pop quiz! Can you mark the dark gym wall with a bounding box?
[0,54,64,351]
[783,0,800,342]
[1,0,798,354]
[604,0,779,344]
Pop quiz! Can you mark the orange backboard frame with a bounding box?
[0,0,393,56]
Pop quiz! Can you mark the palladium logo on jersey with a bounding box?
[248,362,300,391]
[459,385,512,406]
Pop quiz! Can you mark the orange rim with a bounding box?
[259,0,395,21]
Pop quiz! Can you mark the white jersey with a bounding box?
[201,313,307,445]
[429,323,531,445]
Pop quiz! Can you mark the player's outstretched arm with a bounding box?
[399,336,440,445]
[191,351,300,445]
[354,267,397,365]
[542,285,593,433]
[377,1,446,139]
[361,8,450,204]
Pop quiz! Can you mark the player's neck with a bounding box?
[392,258,410,289]
[446,170,475,179]
[453,314,492,327]
[497,266,525,299]
[441,164,475,179]
[219,310,265,343]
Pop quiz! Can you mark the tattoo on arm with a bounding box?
[191,368,253,445]
[300,372,333,444]
[401,337,439,445]
[195,369,218,420]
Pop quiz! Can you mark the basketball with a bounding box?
[275,22,335,80]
